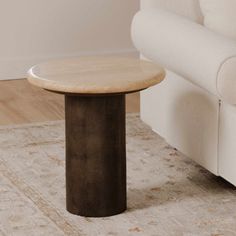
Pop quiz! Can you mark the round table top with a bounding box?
[27,57,165,95]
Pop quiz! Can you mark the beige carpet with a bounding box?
[0,114,236,236]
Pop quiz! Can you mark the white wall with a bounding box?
[0,0,139,80]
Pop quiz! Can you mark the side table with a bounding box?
[27,56,165,217]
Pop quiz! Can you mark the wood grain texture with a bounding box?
[65,95,127,217]
[0,79,139,125]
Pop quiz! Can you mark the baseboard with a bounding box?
[0,49,138,80]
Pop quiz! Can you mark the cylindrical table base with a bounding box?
[65,94,127,217]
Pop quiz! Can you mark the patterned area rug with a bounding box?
[0,114,236,236]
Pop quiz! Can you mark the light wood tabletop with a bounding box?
[28,56,165,95]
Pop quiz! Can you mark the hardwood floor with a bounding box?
[0,79,140,125]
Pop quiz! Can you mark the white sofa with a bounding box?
[131,0,236,186]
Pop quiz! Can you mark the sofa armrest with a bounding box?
[131,8,236,104]
[141,0,203,23]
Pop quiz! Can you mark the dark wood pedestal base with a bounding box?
[65,94,127,217]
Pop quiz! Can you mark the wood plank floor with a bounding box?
[0,79,140,125]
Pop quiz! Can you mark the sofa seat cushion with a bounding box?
[131,8,236,105]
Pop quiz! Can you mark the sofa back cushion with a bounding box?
[200,0,236,40]
[141,0,203,23]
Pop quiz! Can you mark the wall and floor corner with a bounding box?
[0,0,139,80]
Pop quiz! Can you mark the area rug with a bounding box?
[0,114,236,236]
